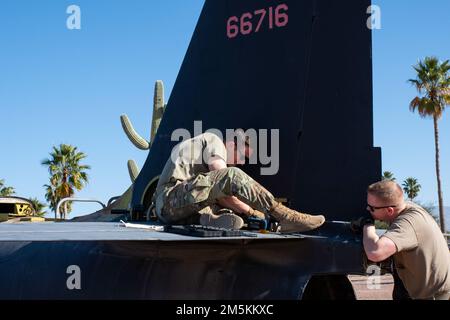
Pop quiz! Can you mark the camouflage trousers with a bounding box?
[159,167,276,224]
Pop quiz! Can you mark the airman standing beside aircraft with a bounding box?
[357,180,450,300]
[154,130,325,232]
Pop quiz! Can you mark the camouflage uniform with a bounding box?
[159,167,275,224]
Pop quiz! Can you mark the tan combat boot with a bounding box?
[269,202,325,233]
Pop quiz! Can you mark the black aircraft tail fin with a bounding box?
[132,0,381,222]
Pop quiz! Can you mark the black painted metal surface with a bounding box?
[0,222,364,299]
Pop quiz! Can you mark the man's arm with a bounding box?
[217,197,251,215]
[207,157,251,215]
[363,225,397,262]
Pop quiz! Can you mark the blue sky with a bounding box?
[372,0,450,208]
[0,0,449,218]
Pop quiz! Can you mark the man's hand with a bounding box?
[247,208,266,220]
[351,215,375,233]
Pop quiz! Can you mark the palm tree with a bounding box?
[29,198,47,217]
[41,144,90,220]
[0,179,15,197]
[409,56,450,233]
[402,178,422,201]
[382,171,396,181]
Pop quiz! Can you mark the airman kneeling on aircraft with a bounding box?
[154,131,325,232]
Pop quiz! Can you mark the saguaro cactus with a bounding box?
[127,160,140,182]
[120,114,150,150]
[121,80,166,150]
[121,80,167,182]
[151,80,166,143]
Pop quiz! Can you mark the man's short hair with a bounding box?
[368,180,404,204]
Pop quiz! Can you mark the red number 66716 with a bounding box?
[227,4,289,39]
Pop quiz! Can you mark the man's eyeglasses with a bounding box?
[367,204,397,212]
